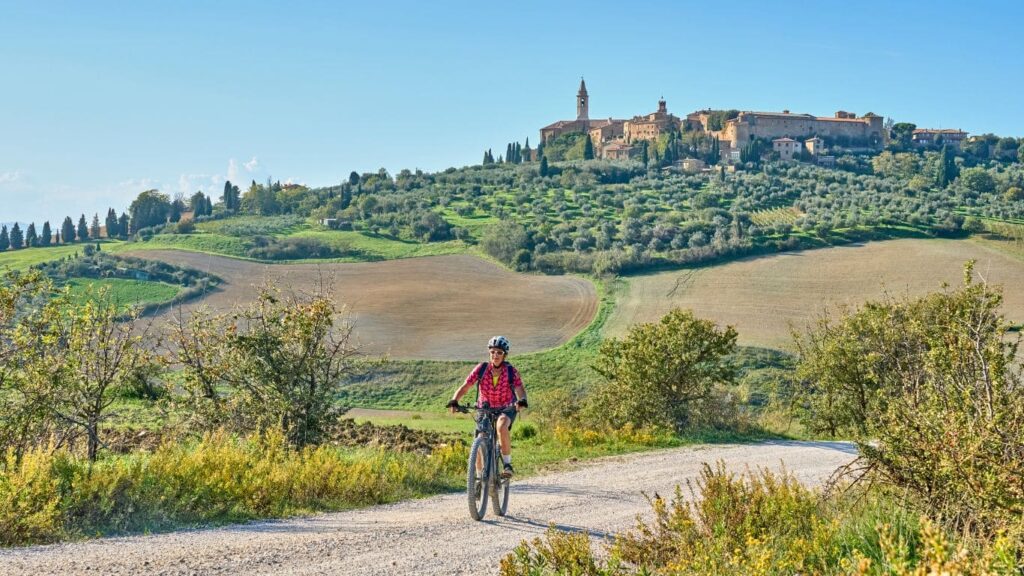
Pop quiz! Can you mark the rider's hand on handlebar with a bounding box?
[446,399,460,414]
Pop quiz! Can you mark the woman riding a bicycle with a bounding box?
[447,335,527,477]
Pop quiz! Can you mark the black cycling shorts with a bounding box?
[475,406,517,435]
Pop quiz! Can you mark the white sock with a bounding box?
[503,455,511,465]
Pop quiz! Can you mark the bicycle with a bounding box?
[452,403,511,521]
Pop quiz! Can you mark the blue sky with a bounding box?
[1,0,1022,225]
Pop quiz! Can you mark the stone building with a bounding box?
[588,119,626,152]
[624,99,682,144]
[773,138,801,161]
[912,128,968,148]
[804,136,824,156]
[540,79,592,144]
[603,141,640,160]
[697,110,886,150]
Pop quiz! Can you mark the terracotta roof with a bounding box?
[542,120,582,130]
[603,142,634,150]
[913,128,967,135]
[744,111,816,119]
[773,137,797,143]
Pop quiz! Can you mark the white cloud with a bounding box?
[244,156,260,172]
[227,158,239,182]
[0,170,23,184]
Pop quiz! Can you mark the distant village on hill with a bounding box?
[536,78,967,170]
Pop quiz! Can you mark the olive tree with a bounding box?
[590,308,737,432]
[794,263,1024,534]
[168,285,361,446]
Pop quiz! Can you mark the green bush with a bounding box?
[794,263,1024,536]
[589,308,738,432]
[512,423,537,441]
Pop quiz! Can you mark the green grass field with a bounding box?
[0,243,94,272]
[65,278,181,310]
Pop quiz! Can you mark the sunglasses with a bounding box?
[488,348,506,355]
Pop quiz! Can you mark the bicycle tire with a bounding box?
[490,471,510,516]
[467,435,489,521]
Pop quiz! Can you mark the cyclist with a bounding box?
[447,335,527,477]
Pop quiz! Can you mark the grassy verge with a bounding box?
[501,464,1021,575]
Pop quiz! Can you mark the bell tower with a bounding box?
[576,78,589,122]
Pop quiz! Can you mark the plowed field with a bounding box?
[122,251,597,360]
[606,238,1024,350]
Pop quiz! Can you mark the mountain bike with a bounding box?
[453,403,511,521]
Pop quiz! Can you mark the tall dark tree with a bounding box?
[40,221,52,246]
[938,145,958,188]
[0,225,8,251]
[348,171,360,186]
[506,143,514,164]
[90,214,101,240]
[221,180,241,211]
[523,137,532,162]
[25,223,38,247]
[105,208,119,238]
[77,214,89,241]
[9,223,23,250]
[128,190,172,233]
[583,136,595,160]
[118,212,130,238]
[539,155,549,177]
[189,192,207,216]
[170,199,183,223]
[61,216,75,244]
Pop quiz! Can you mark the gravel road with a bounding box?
[0,440,857,576]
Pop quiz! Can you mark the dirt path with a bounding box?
[0,441,856,576]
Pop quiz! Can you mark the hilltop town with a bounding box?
[538,79,967,168]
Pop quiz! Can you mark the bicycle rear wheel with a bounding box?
[467,435,489,521]
[490,475,510,516]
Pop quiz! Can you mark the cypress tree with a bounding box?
[118,212,129,238]
[106,208,119,238]
[26,223,38,247]
[9,223,23,249]
[77,214,89,241]
[524,137,532,162]
[62,216,75,243]
[41,221,52,246]
[539,155,549,177]
[506,143,513,163]
[938,144,958,187]
[583,136,595,160]
[0,226,8,251]
[90,213,101,239]
[483,150,490,165]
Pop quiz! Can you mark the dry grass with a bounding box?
[120,250,597,360]
[606,238,1024,350]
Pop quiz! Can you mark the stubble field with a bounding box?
[606,238,1024,350]
[122,250,597,360]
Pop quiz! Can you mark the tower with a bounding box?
[658,97,667,114]
[576,78,589,122]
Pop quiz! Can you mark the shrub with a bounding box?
[500,464,1023,575]
[589,308,738,432]
[794,263,1024,536]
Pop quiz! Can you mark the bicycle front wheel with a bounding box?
[467,435,489,521]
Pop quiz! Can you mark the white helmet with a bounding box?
[487,335,510,353]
